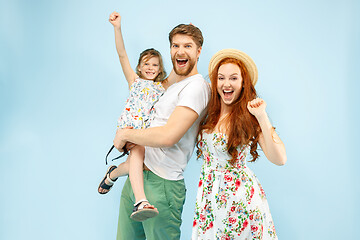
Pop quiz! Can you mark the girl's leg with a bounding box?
[111,159,130,179]
[128,145,158,221]
[128,145,146,203]
[98,159,130,194]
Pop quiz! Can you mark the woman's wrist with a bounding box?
[255,111,268,123]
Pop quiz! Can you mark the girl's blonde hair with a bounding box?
[136,48,166,82]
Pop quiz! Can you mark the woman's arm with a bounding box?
[247,98,287,166]
[109,11,137,88]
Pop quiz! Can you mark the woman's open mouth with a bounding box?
[223,90,234,99]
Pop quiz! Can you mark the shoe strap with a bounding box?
[106,173,116,185]
[134,199,148,207]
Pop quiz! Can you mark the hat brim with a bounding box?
[208,49,258,86]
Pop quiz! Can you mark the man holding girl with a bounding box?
[113,23,210,240]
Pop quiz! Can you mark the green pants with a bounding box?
[116,171,186,240]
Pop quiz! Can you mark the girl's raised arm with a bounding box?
[247,98,287,166]
[109,12,137,88]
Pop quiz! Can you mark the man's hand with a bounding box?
[113,126,133,152]
[125,142,136,151]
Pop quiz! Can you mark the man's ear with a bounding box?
[197,46,202,59]
[196,46,202,61]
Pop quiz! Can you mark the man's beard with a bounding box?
[171,55,196,76]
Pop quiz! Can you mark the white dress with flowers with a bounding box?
[117,78,164,129]
[192,132,277,240]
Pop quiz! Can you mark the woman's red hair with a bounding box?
[198,58,261,165]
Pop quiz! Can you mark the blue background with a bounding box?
[1,0,359,239]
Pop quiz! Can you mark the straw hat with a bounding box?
[208,49,258,86]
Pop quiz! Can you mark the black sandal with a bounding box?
[130,199,159,222]
[98,165,118,194]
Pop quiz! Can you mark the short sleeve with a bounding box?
[177,79,210,115]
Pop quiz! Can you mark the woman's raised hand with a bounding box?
[109,11,121,28]
[247,98,267,119]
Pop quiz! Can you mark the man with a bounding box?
[114,24,210,240]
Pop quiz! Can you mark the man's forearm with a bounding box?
[119,126,176,148]
[114,106,199,151]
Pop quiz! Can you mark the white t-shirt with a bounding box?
[144,74,210,180]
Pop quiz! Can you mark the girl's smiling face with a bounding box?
[217,63,243,107]
[138,56,161,81]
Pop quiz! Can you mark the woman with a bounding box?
[192,49,287,239]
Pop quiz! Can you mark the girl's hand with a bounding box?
[109,11,121,28]
[247,98,267,119]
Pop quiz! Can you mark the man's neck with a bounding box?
[166,68,199,86]
[175,69,199,83]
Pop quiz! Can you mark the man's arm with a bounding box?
[113,106,199,150]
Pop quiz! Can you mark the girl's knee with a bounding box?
[130,145,145,156]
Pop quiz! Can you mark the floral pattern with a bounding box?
[192,132,277,240]
[117,78,164,129]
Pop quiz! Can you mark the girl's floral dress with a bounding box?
[117,78,164,129]
[192,132,277,240]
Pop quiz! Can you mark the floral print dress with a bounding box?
[192,132,277,240]
[117,78,164,129]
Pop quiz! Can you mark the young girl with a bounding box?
[192,49,287,239]
[98,11,172,222]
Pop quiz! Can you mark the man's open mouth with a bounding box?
[176,59,188,67]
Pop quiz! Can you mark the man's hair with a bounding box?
[169,24,203,48]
